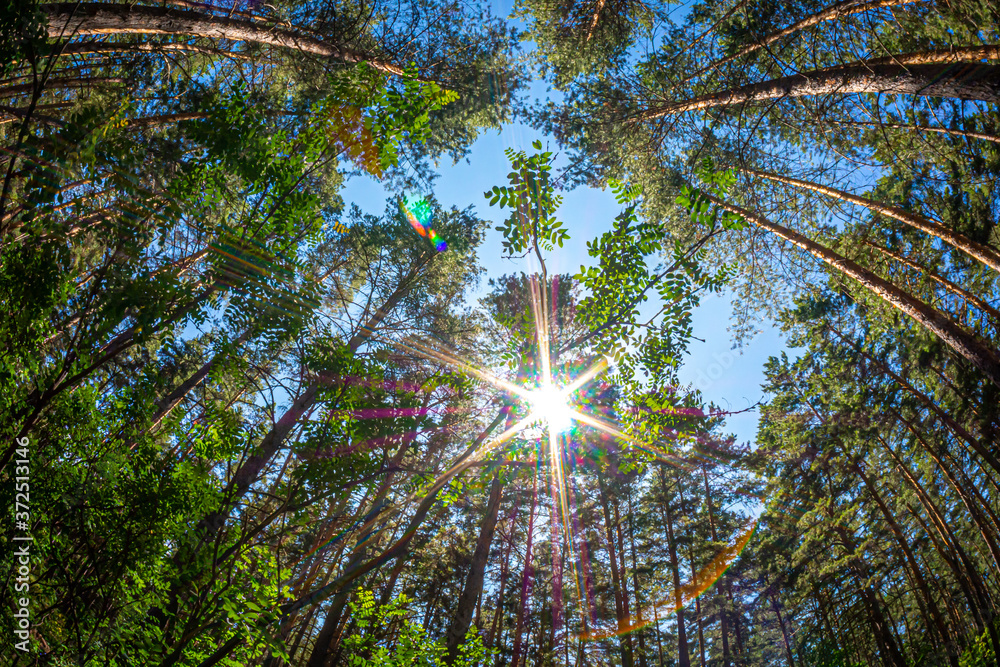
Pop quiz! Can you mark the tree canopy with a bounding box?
[1,1,999,666]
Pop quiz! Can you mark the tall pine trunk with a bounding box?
[445,477,505,662]
[742,166,1000,273]
[645,60,1000,118]
[703,193,1000,388]
[599,474,635,667]
[44,3,405,74]
[511,472,539,667]
[657,468,690,667]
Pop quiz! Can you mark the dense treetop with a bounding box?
[0,1,998,666]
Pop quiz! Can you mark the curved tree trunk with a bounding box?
[703,192,1000,387]
[55,39,253,59]
[201,269,419,535]
[853,463,957,665]
[834,120,1000,145]
[43,3,405,75]
[742,166,1000,273]
[864,240,1000,324]
[0,76,124,98]
[306,430,421,667]
[682,0,921,83]
[644,59,1000,119]
[891,409,1000,575]
[825,323,1000,478]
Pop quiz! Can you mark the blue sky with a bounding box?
[340,114,788,447]
[339,0,791,447]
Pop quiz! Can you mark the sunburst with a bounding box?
[345,271,755,643]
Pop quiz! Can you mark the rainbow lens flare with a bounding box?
[402,194,446,251]
[428,229,448,252]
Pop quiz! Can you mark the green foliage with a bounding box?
[0,0,46,76]
[961,622,999,667]
[342,590,491,667]
[575,176,730,387]
[485,141,569,255]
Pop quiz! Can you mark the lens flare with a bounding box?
[529,383,574,433]
[401,195,447,252]
[579,518,759,641]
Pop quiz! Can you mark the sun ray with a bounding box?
[301,412,538,561]
[561,355,610,395]
[389,335,533,400]
[570,410,694,472]
[332,275,756,641]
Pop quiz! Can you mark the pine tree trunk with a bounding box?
[307,420,423,667]
[487,497,520,651]
[853,463,957,665]
[879,437,996,637]
[769,591,798,667]
[701,467,731,667]
[742,167,1000,273]
[892,410,1000,575]
[615,493,637,665]
[703,193,1000,388]
[131,327,254,443]
[54,40,255,60]
[657,468,691,667]
[599,474,635,667]
[683,0,921,83]
[200,271,419,535]
[511,473,539,667]
[831,527,912,667]
[863,240,1000,327]
[627,488,649,667]
[43,3,405,75]
[585,0,607,42]
[446,477,505,662]
[645,60,1000,119]
[836,120,1000,145]
[827,324,1000,477]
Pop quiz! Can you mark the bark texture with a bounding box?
[741,166,1000,273]
[445,477,505,662]
[684,0,921,82]
[646,60,1000,119]
[703,193,1000,388]
[43,3,404,75]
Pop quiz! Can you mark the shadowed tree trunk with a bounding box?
[863,240,1000,326]
[741,166,1000,273]
[657,468,690,667]
[702,192,1000,388]
[599,474,635,667]
[702,466,730,667]
[770,590,798,667]
[511,472,539,667]
[853,463,957,665]
[200,269,420,536]
[682,0,921,83]
[446,476,505,662]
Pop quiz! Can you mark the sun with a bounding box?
[528,383,575,433]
